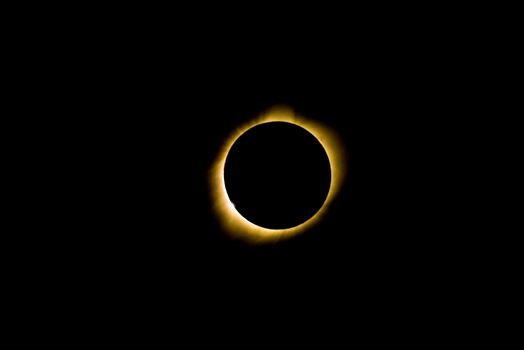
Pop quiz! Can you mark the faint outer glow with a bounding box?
[209,106,347,244]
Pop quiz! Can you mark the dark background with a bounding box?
[72,38,456,296]
[6,5,509,340]
[25,11,491,321]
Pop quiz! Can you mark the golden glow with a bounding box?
[209,106,347,244]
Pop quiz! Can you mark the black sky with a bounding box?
[52,15,484,313]
[82,54,445,287]
[8,5,503,340]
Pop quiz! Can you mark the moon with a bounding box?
[209,106,346,244]
[224,121,331,229]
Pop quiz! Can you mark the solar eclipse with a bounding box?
[225,122,331,229]
[210,107,346,244]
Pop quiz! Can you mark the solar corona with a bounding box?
[210,106,346,244]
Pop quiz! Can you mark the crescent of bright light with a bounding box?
[209,106,347,244]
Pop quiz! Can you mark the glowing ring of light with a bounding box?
[210,106,347,244]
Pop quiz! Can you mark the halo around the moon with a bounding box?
[209,106,347,244]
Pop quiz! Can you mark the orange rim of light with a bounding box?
[209,106,346,244]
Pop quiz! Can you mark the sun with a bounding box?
[209,106,347,244]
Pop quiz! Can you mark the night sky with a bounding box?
[12,6,497,340]
[62,22,476,316]
[84,62,441,293]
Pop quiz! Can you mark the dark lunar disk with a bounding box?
[224,122,331,229]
